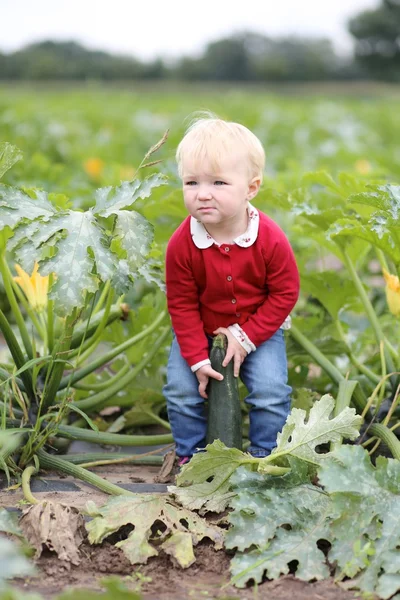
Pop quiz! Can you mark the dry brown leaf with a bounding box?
[19,501,85,565]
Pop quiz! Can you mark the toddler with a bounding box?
[163,115,300,465]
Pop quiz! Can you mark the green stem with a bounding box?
[0,308,35,402]
[75,287,114,366]
[58,452,164,466]
[73,363,130,391]
[47,274,54,353]
[71,326,170,411]
[68,302,124,351]
[36,448,136,496]
[55,423,173,446]
[335,320,380,385]
[10,277,45,341]
[0,254,34,360]
[290,322,368,415]
[60,311,167,391]
[92,280,111,316]
[368,423,400,460]
[21,465,39,504]
[342,250,398,385]
[331,379,359,451]
[40,309,77,412]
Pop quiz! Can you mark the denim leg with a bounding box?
[240,329,291,457]
[163,336,206,457]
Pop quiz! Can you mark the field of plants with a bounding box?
[1,83,400,600]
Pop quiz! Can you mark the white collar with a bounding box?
[190,203,259,249]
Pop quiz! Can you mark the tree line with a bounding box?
[1,0,399,82]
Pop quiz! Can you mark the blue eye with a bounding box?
[214,181,226,186]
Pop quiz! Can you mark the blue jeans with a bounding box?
[163,329,291,458]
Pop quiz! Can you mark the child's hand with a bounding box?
[213,327,247,377]
[195,365,223,399]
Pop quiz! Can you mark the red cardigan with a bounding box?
[165,211,300,368]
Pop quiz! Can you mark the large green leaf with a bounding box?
[86,494,224,568]
[327,218,400,264]
[225,460,314,551]
[0,175,166,315]
[319,445,400,599]
[301,271,360,319]
[229,471,333,587]
[264,394,362,468]
[350,184,400,220]
[0,143,23,180]
[168,441,251,514]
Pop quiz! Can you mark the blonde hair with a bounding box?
[176,113,265,183]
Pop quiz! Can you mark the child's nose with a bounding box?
[198,184,213,199]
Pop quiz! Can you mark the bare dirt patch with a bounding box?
[3,466,361,600]
[12,539,359,600]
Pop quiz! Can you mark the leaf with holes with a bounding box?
[85,494,224,568]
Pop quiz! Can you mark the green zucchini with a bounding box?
[206,334,242,450]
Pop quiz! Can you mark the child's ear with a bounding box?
[247,176,261,200]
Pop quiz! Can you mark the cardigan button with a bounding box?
[224,247,230,252]
[227,275,232,281]
[231,298,237,304]
[236,312,241,317]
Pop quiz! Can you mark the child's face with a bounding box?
[181,155,260,229]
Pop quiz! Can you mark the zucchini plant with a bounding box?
[0,140,172,497]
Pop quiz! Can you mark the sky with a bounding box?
[1,0,379,62]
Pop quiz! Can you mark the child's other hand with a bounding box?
[195,365,223,399]
[213,327,247,377]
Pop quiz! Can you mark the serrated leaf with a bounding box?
[94,173,167,216]
[350,184,400,220]
[0,187,56,230]
[230,486,332,587]
[86,494,224,568]
[0,143,23,179]
[168,440,256,514]
[327,218,400,264]
[0,179,157,314]
[267,394,362,467]
[319,445,400,598]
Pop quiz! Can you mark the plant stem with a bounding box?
[290,322,368,415]
[21,465,39,504]
[335,320,380,385]
[70,326,170,412]
[55,424,173,446]
[342,250,398,387]
[0,308,35,402]
[37,448,136,496]
[40,309,77,413]
[368,423,400,460]
[60,310,167,391]
[75,287,114,366]
[72,363,130,391]
[0,253,34,360]
[47,274,54,353]
[68,302,124,351]
[59,453,164,466]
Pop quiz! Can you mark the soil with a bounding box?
[2,463,363,600]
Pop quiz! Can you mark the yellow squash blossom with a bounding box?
[14,262,49,312]
[354,159,371,175]
[84,157,104,179]
[383,269,400,317]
